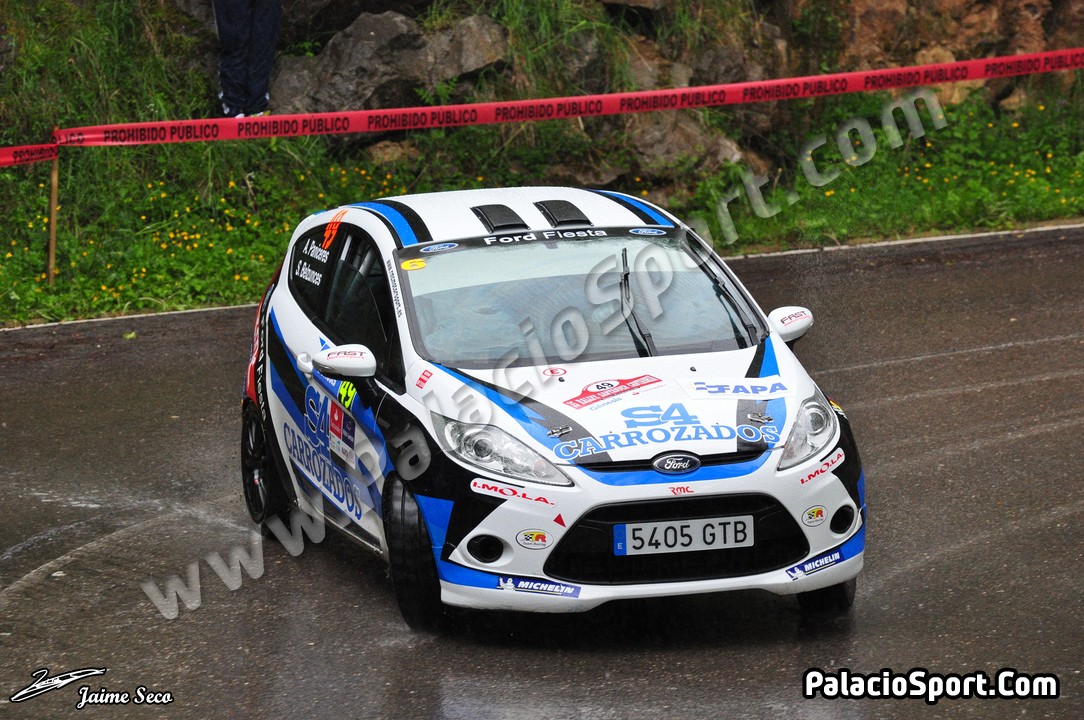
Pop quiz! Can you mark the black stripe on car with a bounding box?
[744,340,767,378]
[455,368,614,466]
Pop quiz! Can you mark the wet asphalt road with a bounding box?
[1,226,1082,719]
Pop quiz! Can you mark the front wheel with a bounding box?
[241,403,289,533]
[383,475,452,633]
[797,576,857,614]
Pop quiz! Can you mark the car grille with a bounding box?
[543,494,808,585]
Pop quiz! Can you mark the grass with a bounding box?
[677,86,1084,249]
[1,1,1082,326]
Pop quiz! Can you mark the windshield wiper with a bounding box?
[620,247,657,357]
[685,232,760,348]
[709,277,758,349]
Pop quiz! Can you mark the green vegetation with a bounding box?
[686,88,1084,249]
[1,0,1082,326]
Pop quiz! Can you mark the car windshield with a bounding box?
[396,230,763,369]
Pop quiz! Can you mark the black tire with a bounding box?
[797,576,857,614]
[241,403,289,535]
[384,475,452,633]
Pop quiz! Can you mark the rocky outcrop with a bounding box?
[269,12,507,115]
[840,0,1073,69]
[774,0,1083,131]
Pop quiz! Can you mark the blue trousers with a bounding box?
[213,0,282,115]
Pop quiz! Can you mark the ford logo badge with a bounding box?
[652,453,700,474]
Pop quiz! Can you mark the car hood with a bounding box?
[418,335,817,467]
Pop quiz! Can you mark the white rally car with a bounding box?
[241,186,866,631]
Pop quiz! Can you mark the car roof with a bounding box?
[338,186,680,248]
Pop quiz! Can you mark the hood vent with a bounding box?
[535,199,592,227]
[471,204,529,233]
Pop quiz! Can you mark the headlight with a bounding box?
[432,415,573,486]
[777,389,839,470]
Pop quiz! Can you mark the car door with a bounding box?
[313,224,410,547]
[269,219,396,551]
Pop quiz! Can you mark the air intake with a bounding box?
[471,204,529,233]
[535,199,591,227]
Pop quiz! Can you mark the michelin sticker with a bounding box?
[498,576,581,597]
[786,550,843,580]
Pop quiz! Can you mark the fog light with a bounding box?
[467,535,504,564]
[830,505,855,534]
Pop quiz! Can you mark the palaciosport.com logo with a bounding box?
[803,667,1059,704]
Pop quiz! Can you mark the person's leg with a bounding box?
[212,0,253,116]
[244,0,282,114]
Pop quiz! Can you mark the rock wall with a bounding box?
[270,12,508,116]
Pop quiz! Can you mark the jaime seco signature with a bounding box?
[9,667,107,703]
[10,666,174,708]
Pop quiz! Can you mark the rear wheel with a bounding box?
[798,577,857,614]
[384,475,452,633]
[241,403,289,534]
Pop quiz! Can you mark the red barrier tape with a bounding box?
[2,47,1082,168]
[0,143,59,167]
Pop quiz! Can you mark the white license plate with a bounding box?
[614,515,755,556]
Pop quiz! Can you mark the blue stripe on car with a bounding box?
[757,334,780,377]
[354,201,420,246]
[594,190,675,226]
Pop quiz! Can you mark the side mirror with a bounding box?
[312,344,377,380]
[767,306,814,345]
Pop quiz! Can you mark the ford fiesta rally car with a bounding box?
[241,186,866,631]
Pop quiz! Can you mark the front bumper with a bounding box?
[419,443,866,613]
[441,528,864,613]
